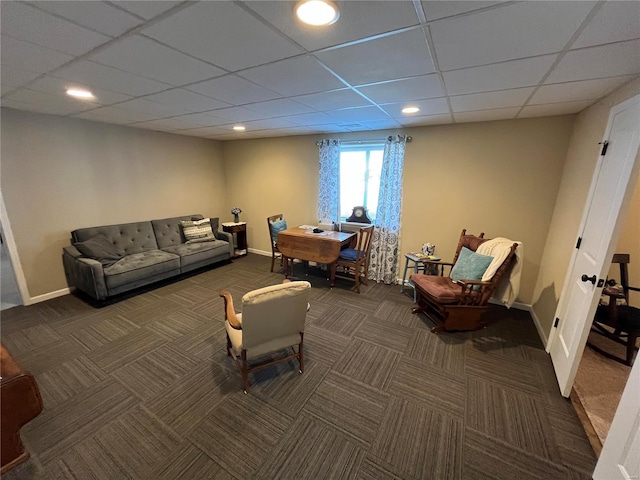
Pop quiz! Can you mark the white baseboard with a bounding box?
[28,287,71,305]
[247,248,271,257]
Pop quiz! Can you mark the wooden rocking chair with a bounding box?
[411,229,518,333]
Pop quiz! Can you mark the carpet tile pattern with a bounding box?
[1,255,596,479]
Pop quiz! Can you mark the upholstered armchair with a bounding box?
[219,281,311,393]
[411,229,519,333]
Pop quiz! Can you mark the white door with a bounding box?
[593,358,640,479]
[549,94,640,397]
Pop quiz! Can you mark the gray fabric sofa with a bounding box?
[62,214,233,301]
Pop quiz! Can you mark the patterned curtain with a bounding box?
[368,135,407,284]
[317,139,341,223]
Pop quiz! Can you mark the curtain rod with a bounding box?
[316,135,413,146]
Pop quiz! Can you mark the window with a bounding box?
[339,143,383,221]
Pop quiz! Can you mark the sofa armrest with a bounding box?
[62,248,108,300]
[215,230,235,258]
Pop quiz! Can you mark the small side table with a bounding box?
[222,222,247,258]
[400,253,440,302]
[401,254,426,302]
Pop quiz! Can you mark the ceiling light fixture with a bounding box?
[233,125,246,131]
[402,107,420,114]
[66,88,94,99]
[295,0,340,26]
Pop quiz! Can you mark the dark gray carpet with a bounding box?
[1,255,596,479]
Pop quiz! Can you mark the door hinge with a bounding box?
[575,237,582,249]
[554,317,560,328]
[599,140,609,156]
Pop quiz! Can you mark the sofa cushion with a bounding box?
[73,233,124,267]
[103,250,180,290]
[72,222,158,255]
[180,218,216,244]
[161,240,230,268]
[152,215,209,249]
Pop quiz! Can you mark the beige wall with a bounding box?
[532,77,640,339]
[1,108,226,298]
[223,116,576,305]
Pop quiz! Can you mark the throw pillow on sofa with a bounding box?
[181,218,215,243]
[74,233,125,267]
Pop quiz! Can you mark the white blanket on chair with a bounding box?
[477,237,523,308]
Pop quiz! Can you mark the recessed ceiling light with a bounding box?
[295,0,339,26]
[233,125,246,131]
[402,107,420,114]
[66,88,94,99]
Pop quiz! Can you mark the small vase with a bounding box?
[234,214,239,223]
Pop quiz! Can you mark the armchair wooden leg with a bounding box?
[241,350,250,394]
[298,333,304,374]
[226,333,232,356]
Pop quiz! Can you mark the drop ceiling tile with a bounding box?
[545,40,640,84]
[1,35,73,74]
[208,107,267,123]
[173,126,229,137]
[421,1,505,21]
[116,2,183,20]
[443,55,558,95]
[1,67,42,95]
[114,98,192,118]
[187,75,280,106]
[241,118,299,130]
[430,2,594,71]
[239,55,344,96]
[141,2,303,71]
[358,118,403,130]
[572,1,640,49]
[26,75,132,105]
[382,97,450,117]
[170,112,229,127]
[74,105,157,124]
[245,0,420,51]
[1,96,80,116]
[357,74,444,103]
[277,112,335,126]
[293,89,372,110]
[1,1,109,56]
[519,100,595,118]
[245,98,314,116]
[454,107,520,123]
[398,113,452,126]
[3,88,99,114]
[450,87,535,112]
[144,89,230,113]
[530,76,635,105]
[126,118,204,130]
[327,105,390,122]
[29,1,142,37]
[316,29,435,85]
[90,35,224,86]
[54,60,171,96]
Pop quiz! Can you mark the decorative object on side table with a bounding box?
[231,206,242,223]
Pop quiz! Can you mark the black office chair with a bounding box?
[587,253,640,366]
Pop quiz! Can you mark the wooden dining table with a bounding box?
[277,226,356,287]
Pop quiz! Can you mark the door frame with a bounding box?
[546,94,640,395]
[0,191,30,305]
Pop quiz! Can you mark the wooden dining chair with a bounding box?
[334,225,374,293]
[267,214,287,272]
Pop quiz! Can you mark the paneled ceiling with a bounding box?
[1,1,639,140]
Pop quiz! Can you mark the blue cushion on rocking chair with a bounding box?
[339,248,364,261]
